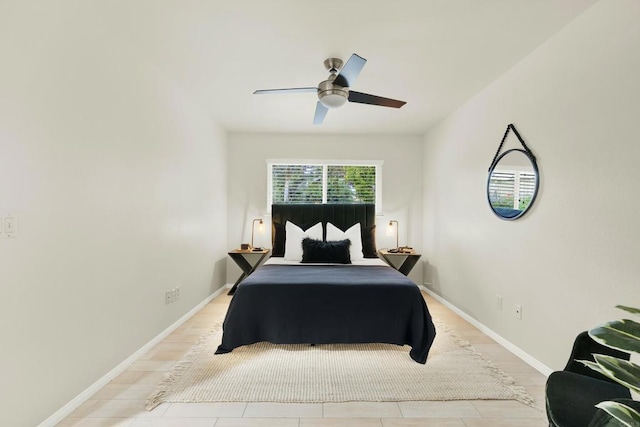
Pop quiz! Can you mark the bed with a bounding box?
[215,204,436,364]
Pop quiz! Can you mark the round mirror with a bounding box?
[487,149,539,220]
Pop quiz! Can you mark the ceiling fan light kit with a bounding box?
[318,76,348,108]
[254,53,406,124]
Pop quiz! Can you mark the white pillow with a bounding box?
[326,222,364,261]
[284,221,323,261]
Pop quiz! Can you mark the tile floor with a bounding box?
[57,292,549,427]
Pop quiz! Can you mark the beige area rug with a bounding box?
[146,322,534,410]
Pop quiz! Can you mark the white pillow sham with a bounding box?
[326,222,364,261]
[284,221,323,261]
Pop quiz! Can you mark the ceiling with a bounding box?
[92,0,598,135]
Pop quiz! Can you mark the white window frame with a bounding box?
[267,159,383,214]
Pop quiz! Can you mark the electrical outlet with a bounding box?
[165,287,181,304]
[496,295,502,310]
[515,304,522,319]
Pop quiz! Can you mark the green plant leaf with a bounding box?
[594,401,640,427]
[590,319,640,354]
[616,305,640,316]
[580,359,611,378]
[592,354,640,394]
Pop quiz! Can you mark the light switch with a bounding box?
[5,215,17,238]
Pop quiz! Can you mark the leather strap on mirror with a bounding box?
[488,124,537,172]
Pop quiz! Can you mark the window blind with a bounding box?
[271,164,323,204]
[518,172,536,209]
[326,165,376,203]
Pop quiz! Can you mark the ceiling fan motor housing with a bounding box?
[318,75,348,108]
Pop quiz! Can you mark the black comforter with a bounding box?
[215,264,436,363]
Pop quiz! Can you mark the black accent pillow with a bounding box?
[301,238,352,264]
[361,224,378,258]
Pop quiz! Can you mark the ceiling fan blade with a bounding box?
[313,102,329,125]
[253,87,317,95]
[333,53,366,87]
[348,91,406,108]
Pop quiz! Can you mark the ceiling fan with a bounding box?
[253,53,406,125]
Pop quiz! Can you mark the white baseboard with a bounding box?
[38,285,229,427]
[420,286,553,377]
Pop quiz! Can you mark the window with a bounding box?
[267,160,382,212]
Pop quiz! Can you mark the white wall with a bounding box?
[423,0,640,371]
[227,133,424,284]
[0,4,228,426]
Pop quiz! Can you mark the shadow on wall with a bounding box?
[423,260,442,294]
[210,257,228,294]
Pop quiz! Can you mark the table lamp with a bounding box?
[251,218,265,250]
[387,220,399,252]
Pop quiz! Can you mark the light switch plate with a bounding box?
[5,215,17,238]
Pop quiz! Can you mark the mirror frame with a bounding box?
[487,148,539,221]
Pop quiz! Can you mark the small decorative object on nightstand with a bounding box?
[227,248,270,295]
[378,249,421,276]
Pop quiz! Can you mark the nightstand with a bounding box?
[378,249,421,276]
[227,249,270,295]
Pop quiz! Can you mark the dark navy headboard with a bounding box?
[271,203,377,257]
